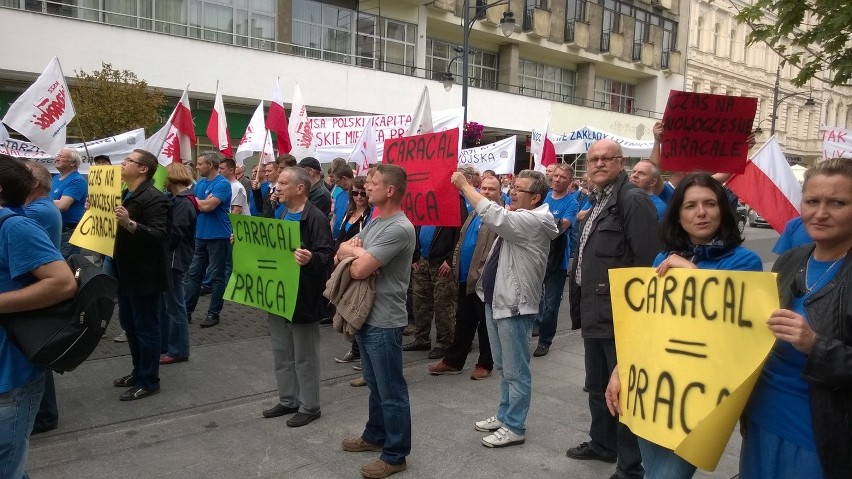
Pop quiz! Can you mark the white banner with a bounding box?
[820,126,852,160]
[1,128,146,174]
[534,126,655,158]
[458,136,517,174]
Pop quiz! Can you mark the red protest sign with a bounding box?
[661,91,757,174]
[383,129,462,227]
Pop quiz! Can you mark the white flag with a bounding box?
[287,84,316,159]
[145,86,196,166]
[2,57,75,155]
[259,130,276,165]
[235,102,272,166]
[405,85,433,137]
[350,124,377,175]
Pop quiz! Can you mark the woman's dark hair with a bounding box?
[346,176,367,217]
[659,172,743,252]
[0,154,35,206]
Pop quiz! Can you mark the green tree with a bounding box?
[733,0,852,87]
[70,63,166,138]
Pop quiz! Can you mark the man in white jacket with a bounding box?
[451,169,559,448]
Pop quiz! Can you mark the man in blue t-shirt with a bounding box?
[629,160,668,221]
[184,152,232,328]
[331,165,353,240]
[50,148,88,257]
[533,164,579,357]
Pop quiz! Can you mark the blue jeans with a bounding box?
[184,238,229,316]
[0,373,44,479]
[357,324,411,465]
[32,371,57,432]
[159,269,189,359]
[118,293,162,391]
[534,269,567,348]
[485,304,534,435]
[638,437,696,479]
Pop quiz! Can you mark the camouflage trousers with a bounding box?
[411,258,457,348]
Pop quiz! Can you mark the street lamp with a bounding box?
[766,64,817,136]
[444,0,515,124]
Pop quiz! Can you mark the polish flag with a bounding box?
[350,123,377,175]
[206,84,232,158]
[287,84,315,159]
[405,85,433,137]
[235,101,274,166]
[146,86,197,165]
[2,57,75,155]
[726,135,801,233]
[531,117,557,172]
[266,78,291,154]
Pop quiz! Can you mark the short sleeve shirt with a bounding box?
[545,190,580,269]
[50,171,87,224]
[358,212,416,328]
[195,175,232,239]
[24,197,62,249]
[229,179,251,216]
[332,189,349,240]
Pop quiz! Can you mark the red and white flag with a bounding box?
[405,85,434,137]
[266,78,291,155]
[350,123,377,175]
[146,86,197,165]
[235,102,274,166]
[727,135,802,234]
[206,83,232,158]
[531,117,556,172]
[288,84,315,159]
[2,57,75,155]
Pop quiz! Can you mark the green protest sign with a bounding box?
[224,214,301,320]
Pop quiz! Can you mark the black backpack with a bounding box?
[0,214,118,373]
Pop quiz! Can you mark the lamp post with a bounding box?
[442,0,515,124]
[767,64,816,136]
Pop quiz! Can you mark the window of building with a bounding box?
[425,39,498,90]
[518,59,576,102]
[713,23,721,56]
[292,1,353,61]
[356,15,416,74]
[594,77,635,114]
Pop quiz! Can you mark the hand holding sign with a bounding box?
[69,165,122,256]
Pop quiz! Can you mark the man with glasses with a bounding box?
[51,148,88,257]
[566,139,660,479]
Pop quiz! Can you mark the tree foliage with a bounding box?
[70,63,166,138]
[733,0,852,87]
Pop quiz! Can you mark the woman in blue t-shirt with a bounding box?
[0,155,76,477]
[604,173,762,478]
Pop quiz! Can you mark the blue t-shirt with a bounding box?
[658,182,676,204]
[50,171,87,224]
[283,211,302,222]
[650,194,667,222]
[24,197,62,249]
[773,217,813,255]
[194,175,232,240]
[545,190,580,269]
[747,256,840,451]
[274,203,286,219]
[332,189,349,240]
[0,210,63,392]
[419,226,437,260]
[502,192,512,206]
[457,215,482,284]
[250,182,270,217]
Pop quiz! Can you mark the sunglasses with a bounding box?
[351,190,368,198]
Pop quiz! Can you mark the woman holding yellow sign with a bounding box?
[605,173,762,478]
[740,158,852,479]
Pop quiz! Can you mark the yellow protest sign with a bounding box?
[608,267,778,471]
[69,165,122,257]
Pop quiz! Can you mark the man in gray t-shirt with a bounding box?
[336,164,414,478]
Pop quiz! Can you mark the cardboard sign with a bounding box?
[820,126,852,160]
[661,91,757,174]
[224,214,301,320]
[68,165,122,256]
[608,267,777,471]
[383,129,462,227]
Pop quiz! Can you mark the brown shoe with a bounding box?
[342,436,383,452]
[428,361,461,375]
[360,459,407,478]
[470,366,492,380]
[350,377,367,387]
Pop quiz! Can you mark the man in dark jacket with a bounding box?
[112,149,171,401]
[566,139,661,478]
[261,167,333,428]
[298,157,332,217]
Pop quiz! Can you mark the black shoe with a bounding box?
[402,341,430,352]
[119,386,160,401]
[533,345,549,357]
[566,442,617,463]
[427,347,446,359]
[286,411,321,427]
[200,314,220,328]
[112,373,136,388]
[262,403,299,418]
[30,423,58,435]
[200,286,211,296]
[319,316,333,325]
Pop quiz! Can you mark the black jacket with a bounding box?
[413,195,467,267]
[568,171,661,338]
[308,181,331,217]
[774,244,852,479]
[284,200,334,324]
[167,189,197,273]
[336,207,372,247]
[114,180,171,296]
[252,183,278,218]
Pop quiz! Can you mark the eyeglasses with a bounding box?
[588,156,624,164]
[509,185,533,194]
[351,190,368,198]
[122,158,143,166]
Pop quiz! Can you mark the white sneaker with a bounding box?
[481,427,525,448]
[474,415,503,432]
